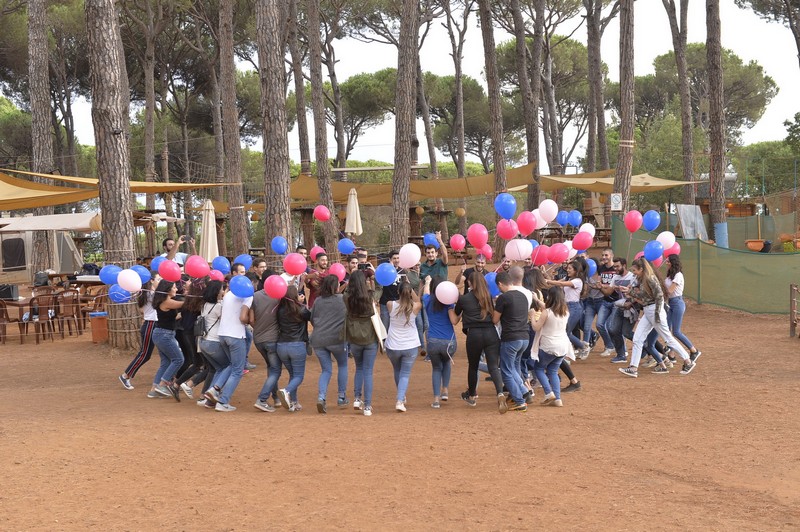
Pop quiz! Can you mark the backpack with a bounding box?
[194,303,220,337]
[33,271,50,287]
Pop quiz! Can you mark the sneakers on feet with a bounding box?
[180,382,194,399]
[168,384,181,402]
[562,381,582,393]
[680,361,696,375]
[618,366,638,378]
[652,365,670,374]
[278,388,291,410]
[317,399,327,414]
[353,398,363,410]
[441,392,448,401]
[431,401,440,409]
[461,391,477,407]
[289,402,302,412]
[610,355,628,364]
[254,400,276,412]
[118,375,134,390]
[197,399,214,409]
[147,389,163,398]
[337,396,349,407]
[497,393,508,414]
[215,402,236,412]
[524,391,534,405]
[204,388,220,405]
[245,362,257,370]
[541,392,556,405]
[599,348,615,357]
[508,402,527,412]
[644,358,659,368]
[396,401,407,412]
[154,384,172,397]
[363,406,372,416]
[690,350,702,363]
[551,399,563,407]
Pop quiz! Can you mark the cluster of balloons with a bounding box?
[623,209,682,266]
[100,263,150,304]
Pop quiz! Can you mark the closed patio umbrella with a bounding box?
[198,199,219,262]
[345,188,363,236]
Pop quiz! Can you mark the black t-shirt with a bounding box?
[378,267,403,305]
[461,267,488,294]
[598,264,618,302]
[454,292,495,333]
[494,290,531,342]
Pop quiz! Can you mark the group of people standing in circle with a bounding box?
[117,235,701,415]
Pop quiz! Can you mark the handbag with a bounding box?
[370,302,388,352]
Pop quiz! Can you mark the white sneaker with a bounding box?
[395,401,407,412]
[363,406,372,416]
[215,402,236,412]
[599,348,615,357]
[353,398,363,410]
[180,382,194,399]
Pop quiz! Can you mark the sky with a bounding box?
[70,1,800,170]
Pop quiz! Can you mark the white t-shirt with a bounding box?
[665,272,685,298]
[201,301,223,342]
[611,272,636,299]
[280,272,302,290]
[385,303,421,350]
[563,278,583,303]
[216,291,253,339]
[142,293,157,321]
[160,252,188,265]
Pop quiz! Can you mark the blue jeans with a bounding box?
[385,347,418,402]
[416,311,426,350]
[566,301,585,349]
[199,338,228,394]
[245,327,253,358]
[217,335,248,404]
[277,341,308,402]
[607,306,634,357]
[351,342,378,407]
[255,341,281,403]
[315,343,348,400]
[534,350,565,400]
[152,327,185,385]
[380,304,390,331]
[583,298,613,350]
[667,297,694,350]
[499,339,528,404]
[427,337,454,397]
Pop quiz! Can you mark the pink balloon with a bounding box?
[263,274,288,299]
[651,257,664,268]
[398,243,421,269]
[548,243,569,264]
[329,262,346,282]
[450,234,466,252]
[496,219,519,240]
[158,259,182,282]
[184,255,210,279]
[516,211,536,236]
[310,245,325,261]
[624,210,643,233]
[634,251,645,260]
[504,239,533,261]
[467,224,489,248]
[283,253,308,276]
[532,244,550,266]
[480,244,493,261]
[209,269,225,281]
[539,199,558,223]
[434,281,460,305]
[313,205,331,222]
[572,231,593,251]
[664,242,681,257]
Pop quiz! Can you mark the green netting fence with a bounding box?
[610,216,798,314]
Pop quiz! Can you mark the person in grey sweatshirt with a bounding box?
[310,274,348,413]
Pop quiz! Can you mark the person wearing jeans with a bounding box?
[277,341,308,406]
[493,271,533,412]
[583,296,613,355]
[206,287,253,411]
[310,276,349,413]
[547,261,590,358]
[531,286,575,407]
[343,271,380,416]
[255,341,280,406]
[665,255,701,359]
[275,285,311,412]
[384,282,422,412]
[351,342,378,412]
[423,276,456,408]
[250,270,281,411]
[150,280,185,402]
[196,280,227,406]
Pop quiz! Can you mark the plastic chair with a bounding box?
[56,290,82,338]
[80,286,108,330]
[0,300,11,344]
[27,295,56,344]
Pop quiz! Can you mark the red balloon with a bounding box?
[158,259,182,282]
[624,210,643,233]
[651,257,664,268]
[310,245,325,261]
[516,211,536,236]
[572,231,593,251]
[329,263,346,282]
[283,253,308,276]
[663,242,681,257]
[480,244,493,261]
[548,243,569,263]
[263,274,288,299]
[313,205,331,222]
[450,234,466,252]
[532,244,550,266]
[184,255,210,279]
[467,223,489,248]
[209,269,225,281]
[634,251,644,260]
[496,219,519,240]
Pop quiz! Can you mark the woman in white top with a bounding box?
[665,255,701,360]
[531,286,574,407]
[196,280,227,408]
[385,281,422,412]
[547,259,590,356]
[119,277,159,393]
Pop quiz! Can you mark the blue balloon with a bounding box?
[131,265,151,285]
[484,272,501,298]
[643,240,664,261]
[99,264,122,285]
[568,210,583,227]
[229,274,254,298]
[555,210,569,226]
[375,262,399,287]
[108,284,131,303]
[337,238,356,255]
[271,236,289,255]
[211,256,231,274]
[423,233,440,249]
[494,193,517,220]
[643,210,661,232]
[149,256,165,274]
[529,239,539,250]
[587,258,597,277]
[234,254,253,270]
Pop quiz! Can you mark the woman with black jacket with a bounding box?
[276,285,312,412]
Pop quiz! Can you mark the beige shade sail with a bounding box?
[344,188,363,236]
[0,172,99,210]
[198,199,219,262]
[0,211,99,231]
[509,172,699,194]
[3,168,223,193]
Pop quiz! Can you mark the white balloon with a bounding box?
[434,281,460,305]
[539,199,558,223]
[563,240,578,259]
[117,268,142,293]
[564,240,573,251]
[656,231,676,250]
[579,223,596,238]
[504,239,534,261]
[532,209,547,230]
[398,243,421,269]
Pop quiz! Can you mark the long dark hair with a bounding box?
[666,255,682,280]
[318,274,339,298]
[544,286,567,317]
[202,280,224,304]
[278,285,304,322]
[396,282,416,325]
[137,278,154,308]
[184,277,207,313]
[429,275,446,312]
[569,258,588,297]
[345,270,372,316]
[468,272,494,319]
[152,280,175,310]
[523,268,548,293]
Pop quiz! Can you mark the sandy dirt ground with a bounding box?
[1,297,799,530]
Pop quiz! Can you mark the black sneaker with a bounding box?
[680,361,696,375]
[523,390,534,404]
[562,381,582,393]
[168,384,181,402]
[690,351,702,363]
[589,330,599,348]
[508,402,528,412]
[461,391,477,407]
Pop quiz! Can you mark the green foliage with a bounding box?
[785,112,800,153]
[730,140,800,198]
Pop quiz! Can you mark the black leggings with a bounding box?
[560,358,576,381]
[466,327,503,397]
[175,329,200,384]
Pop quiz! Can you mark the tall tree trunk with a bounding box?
[29,0,55,275]
[209,67,227,257]
[614,0,635,212]
[416,62,447,239]
[288,0,311,176]
[181,118,194,241]
[322,42,347,171]
[706,0,727,246]
[542,46,562,177]
[308,0,340,257]
[258,0,293,245]
[161,129,176,239]
[663,0,696,205]
[85,0,137,350]
[220,0,248,256]
[143,19,157,257]
[391,0,418,248]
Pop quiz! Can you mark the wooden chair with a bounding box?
[80,286,108,330]
[56,289,82,338]
[0,300,12,344]
[32,285,58,297]
[26,295,57,344]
